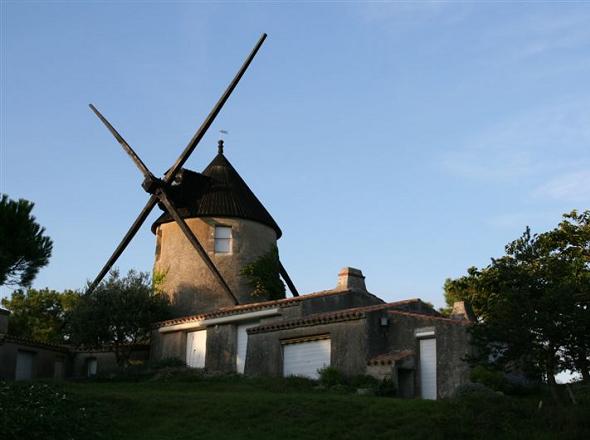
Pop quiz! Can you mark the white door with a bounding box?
[15,351,34,380]
[283,339,331,379]
[87,358,97,377]
[236,322,259,374]
[420,338,437,400]
[186,330,207,368]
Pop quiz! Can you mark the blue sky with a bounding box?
[2,1,590,308]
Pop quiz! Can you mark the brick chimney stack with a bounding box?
[337,267,367,291]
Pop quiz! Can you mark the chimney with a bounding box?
[337,267,367,291]
[0,308,9,334]
[451,301,475,321]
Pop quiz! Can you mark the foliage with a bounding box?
[240,245,285,300]
[0,194,53,287]
[0,288,79,343]
[68,269,170,367]
[318,366,345,387]
[444,210,590,399]
[452,382,500,399]
[152,269,168,295]
[375,377,397,397]
[62,377,590,440]
[470,365,509,392]
[148,357,187,370]
[0,381,104,440]
[318,367,395,396]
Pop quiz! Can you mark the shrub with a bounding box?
[470,365,509,392]
[0,381,104,440]
[349,374,380,389]
[375,377,397,397]
[318,367,345,387]
[148,357,187,369]
[453,382,501,400]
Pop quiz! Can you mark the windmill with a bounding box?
[86,33,299,307]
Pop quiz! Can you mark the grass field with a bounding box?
[3,373,590,440]
[63,374,589,440]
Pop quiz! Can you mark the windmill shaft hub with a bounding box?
[142,175,164,194]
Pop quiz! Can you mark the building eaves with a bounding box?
[248,299,423,334]
[388,310,472,325]
[153,288,377,329]
[368,350,415,366]
[0,334,70,352]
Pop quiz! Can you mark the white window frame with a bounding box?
[214,225,232,254]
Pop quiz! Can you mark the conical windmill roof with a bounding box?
[151,142,282,238]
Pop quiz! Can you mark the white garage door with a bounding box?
[186,330,207,368]
[283,339,331,379]
[15,351,34,380]
[236,322,259,374]
[420,338,437,400]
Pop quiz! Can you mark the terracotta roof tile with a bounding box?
[0,334,70,352]
[153,288,379,328]
[248,299,423,334]
[388,310,472,325]
[368,350,415,366]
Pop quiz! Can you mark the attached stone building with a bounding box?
[152,268,473,399]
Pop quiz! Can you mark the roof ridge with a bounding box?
[248,299,424,334]
[153,288,362,328]
[388,310,472,325]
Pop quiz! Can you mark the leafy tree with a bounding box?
[240,246,285,300]
[0,288,79,343]
[445,211,590,399]
[0,194,53,287]
[67,270,170,367]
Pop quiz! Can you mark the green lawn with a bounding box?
[59,375,589,440]
[3,374,589,440]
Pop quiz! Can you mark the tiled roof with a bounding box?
[153,288,378,328]
[70,343,150,353]
[0,334,70,352]
[388,310,472,325]
[248,299,423,334]
[368,350,415,366]
[152,148,282,237]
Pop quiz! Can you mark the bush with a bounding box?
[349,374,379,389]
[148,357,187,369]
[453,382,501,400]
[470,365,509,392]
[318,367,345,388]
[0,381,104,439]
[375,377,397,397]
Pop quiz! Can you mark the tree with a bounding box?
[240,246,285,300]
[0,194,53,287]
[67,270,170,367]
[444,211,590,397]
[0,288,79,343]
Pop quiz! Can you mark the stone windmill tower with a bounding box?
[151,139,291,315]
[85,34,298,318]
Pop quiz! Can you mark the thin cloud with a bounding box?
[534,170,590,203]
[441,99,590,185]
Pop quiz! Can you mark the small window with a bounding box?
[214,226,232,254]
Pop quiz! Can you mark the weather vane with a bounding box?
[219,129,228,141]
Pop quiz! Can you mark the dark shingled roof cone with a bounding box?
[152,140,282,237]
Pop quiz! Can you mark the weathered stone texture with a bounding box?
[155,217,278,316]
[246,318,369,377]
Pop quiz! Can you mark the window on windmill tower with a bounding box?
[214,226,232,254]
